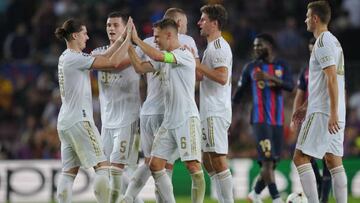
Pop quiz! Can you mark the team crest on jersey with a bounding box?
[257,81,265,89]
[275,69,283,77]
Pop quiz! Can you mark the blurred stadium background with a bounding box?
[0,0,360,202]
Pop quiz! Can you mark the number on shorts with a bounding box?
[180,137,186,149]
[202,128,207,140]
[120,141,127,153]
[259,139,271,152]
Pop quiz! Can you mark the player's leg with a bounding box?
[94,162,111,203]
[123,115,162,202]
[177,117,205,203]
[201,117,224,202]
[101,127,114,161]
[320,159,331,203]
[324,122,347,203]
[149,126,176,203]
[293,113,332,203]
[310,158,322,197]
[110,123,137,203]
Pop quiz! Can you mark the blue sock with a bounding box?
[254,178,266,194]
[268,183,280,199]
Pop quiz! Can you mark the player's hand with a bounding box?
[328,113,340,134]
[292,107,306,127]
[254,71,270,81]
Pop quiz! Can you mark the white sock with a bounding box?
[191,170,205,203]
[216,169,234,203]
[57,173,76,203]
[124,164,151,202]
[166,169,173,180]
[94,167,110,203]
[152,169,175,203]
[297,163,319,203]
[209,172,223,202]
[110,166,123,203]
[330,165,347,203]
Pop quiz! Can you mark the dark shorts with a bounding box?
[252,123,283,162]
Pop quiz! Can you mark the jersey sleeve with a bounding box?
[278,60,294,92]
[74,52,95,70]
[172,49,194,68]
[314,36,336,69]
[210,47,231,69]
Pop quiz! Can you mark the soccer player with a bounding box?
[197,4,234,203]
[90,12,143,203]
[127,18,205,203]
[233,33,294,203]
[291,37,331,203]
[292,1,347,203]
[54,18,131,203]
[122,8,200,203]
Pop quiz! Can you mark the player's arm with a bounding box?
[197,63,228,85]
[232,64,251,104]
[255,63,294,91]
[323,65,340,134]
[91,33,131,70]
[128,45,155,74]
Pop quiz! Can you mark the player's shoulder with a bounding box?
[144,36,154,43]
[316,31,338,48]
[179,34,195,42]
[210,37,231,53]
[91,45,109,55]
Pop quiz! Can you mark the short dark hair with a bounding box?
[55,18,84,41]
[200,4,228,30]
[307,1,331,24]
[108,11,128,23]
[255,33,277,49]
[153,18,178,33]
[164,8,186,20]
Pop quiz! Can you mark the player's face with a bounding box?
[178,14,188,34]
[198,13,212,37]
[305,9,316,32]
[106,17,126,43]
[75,26,89,51]
[153,27,169,50]
[253,38,269,60]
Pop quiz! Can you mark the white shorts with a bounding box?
[296,112,345,159]
[109,120,140,165]
[201,117,230,154]
[151,117,201,162]
[140,114,163,158]
[58,121,107,171]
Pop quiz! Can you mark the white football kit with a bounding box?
[296,31,346,158]
[91,46,141,165]
[57,49,106,170]
[200,37,233,154]
[136,34,200,162]
[148,47,202,162]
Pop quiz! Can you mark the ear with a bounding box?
[71,32,77,40]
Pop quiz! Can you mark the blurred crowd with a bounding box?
[0,0,360,160]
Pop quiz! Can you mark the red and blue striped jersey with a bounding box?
[297,67,309,99]
[233,59,294,126]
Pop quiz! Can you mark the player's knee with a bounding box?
[184,161,201,173]
[293,150,311,166]
[324,154,342,169]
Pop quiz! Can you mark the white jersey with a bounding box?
[137,34,199,116]
[57,49,95,130]
[149,47,199,129]
[92,46,141,128]
[199,37,232,123]
[307,31,346,122]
